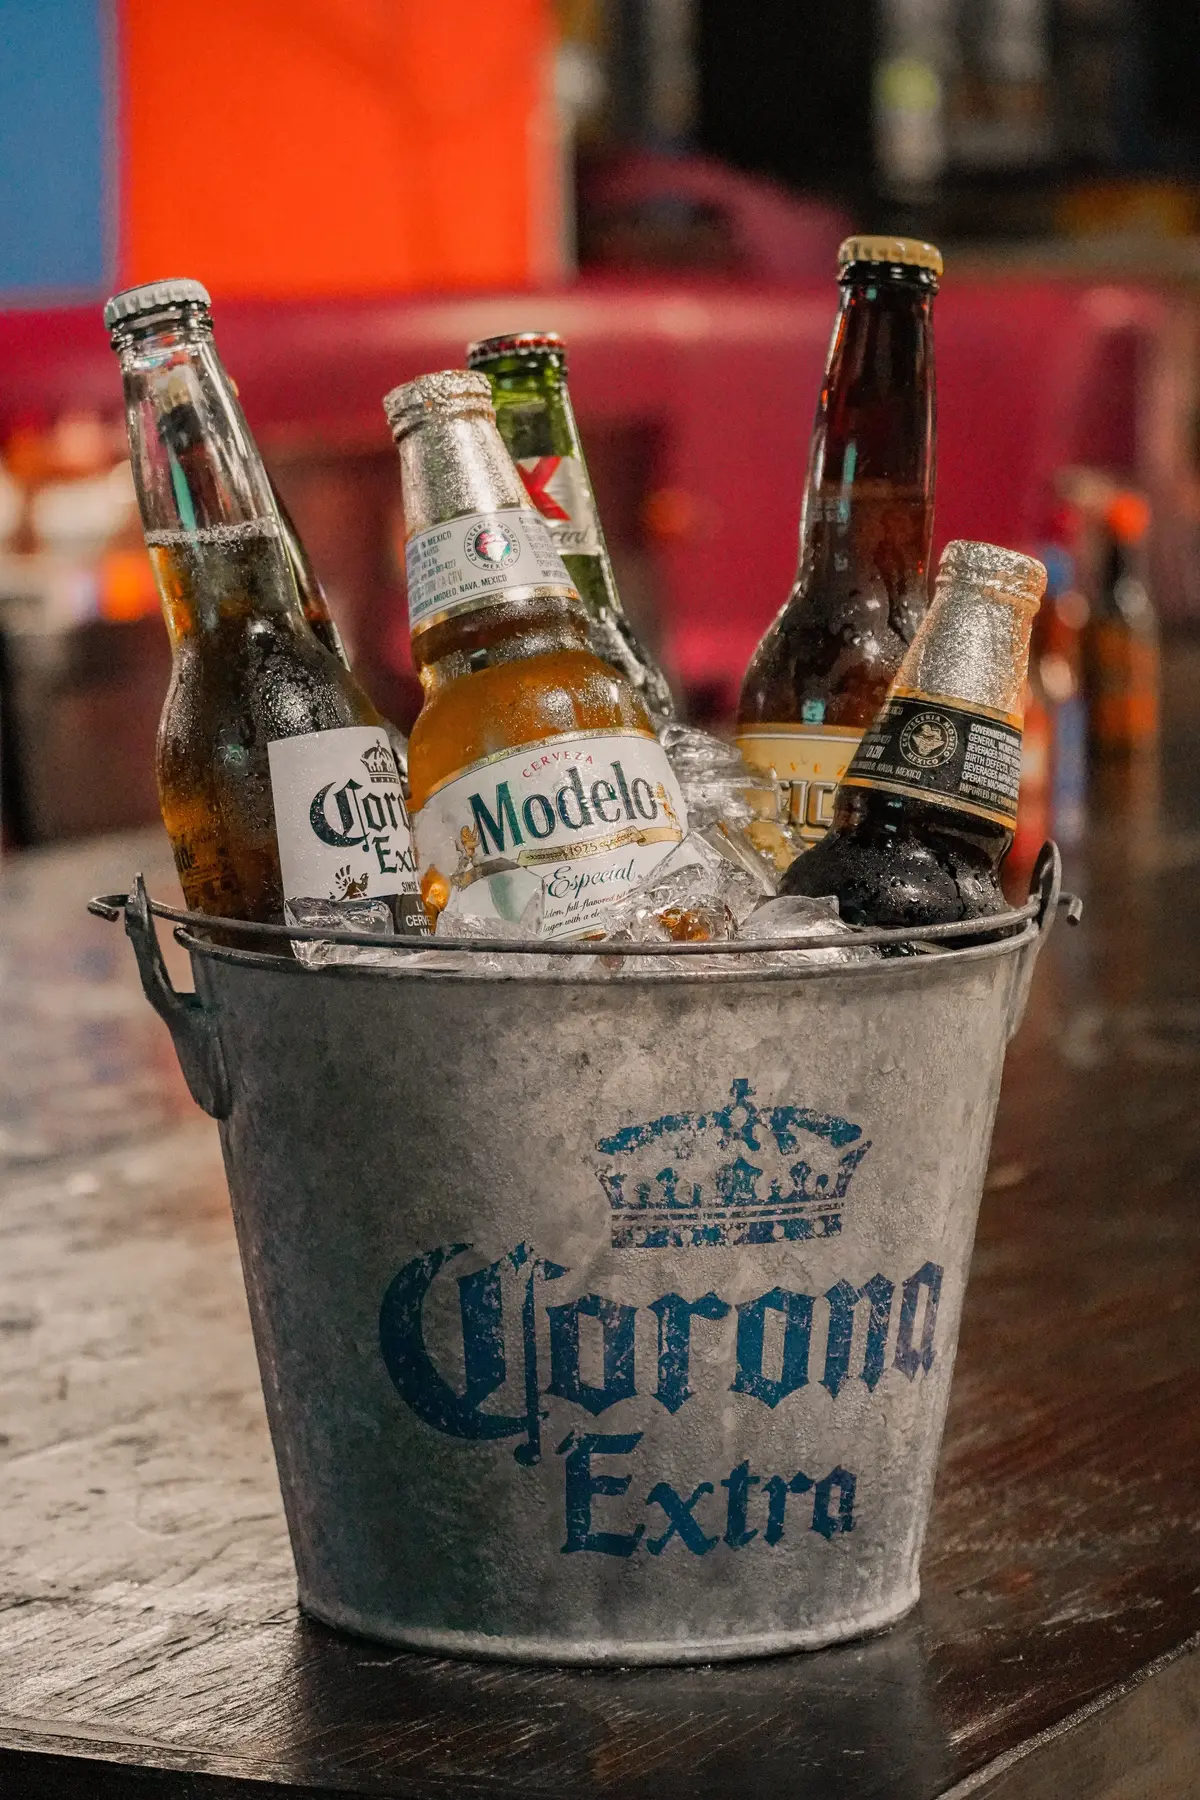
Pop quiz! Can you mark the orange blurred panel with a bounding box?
[118,0,556,297]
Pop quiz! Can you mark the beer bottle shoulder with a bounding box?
[408,646,652,811]
[737,583,911,731]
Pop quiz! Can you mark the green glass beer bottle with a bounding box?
[466,330,676,728]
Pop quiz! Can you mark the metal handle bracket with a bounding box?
[122,875,231,1120]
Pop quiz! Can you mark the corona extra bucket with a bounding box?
[92,847,1072,1665]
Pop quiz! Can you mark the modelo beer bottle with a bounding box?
[737,235,940,871]
[383,370,689,937]
[105,277,426,934]
[781,541,1046,928]
[466,330,676,728]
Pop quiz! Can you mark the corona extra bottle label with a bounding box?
[268,727,427,932]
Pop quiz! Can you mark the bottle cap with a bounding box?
[466,331,566,367]
[837,236,943,277]
[383,370,494,442]
[103,278,211,331]
[937,540,1047,607]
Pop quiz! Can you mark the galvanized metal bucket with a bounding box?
[94,847,1070,1666]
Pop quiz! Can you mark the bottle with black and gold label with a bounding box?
[780,541,1046,928]
[383,371,689,939]
[736,234,939,872]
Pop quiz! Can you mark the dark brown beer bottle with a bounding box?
[780,541,1046,928]
[737,235,940,872]
[105,277,426,933]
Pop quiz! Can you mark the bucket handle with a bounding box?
[108,874,232,1120]
[1007,842,1077,1041]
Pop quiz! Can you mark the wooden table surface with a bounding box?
[3,667,1200,1797]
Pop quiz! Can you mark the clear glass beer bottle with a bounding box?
[781,541,1046,928]
[384,371,689,937]
[466,330,676,727]
[106,278,426,933]
[737,235,940,871]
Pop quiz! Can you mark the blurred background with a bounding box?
[1,0,1196,871]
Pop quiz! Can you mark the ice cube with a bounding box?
[737,894,881,966]
[285,896,407,969]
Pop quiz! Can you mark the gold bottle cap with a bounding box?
[383,370,494,442]
[937,540,1047,608]
[837,235,943,277]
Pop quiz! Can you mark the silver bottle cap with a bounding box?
[936,540,1047,608]
[383,371,494,443]
[103,278,211,331]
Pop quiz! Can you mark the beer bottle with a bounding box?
[780,541,1046,928]
[465,330,676,727]
[737,235,940,871]
[267,478,349,665]
[1084,491,1159,755]
[383,370,689,937]
[270,475,411,784]
[105,277,426,934]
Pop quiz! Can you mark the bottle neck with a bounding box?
[474,351,619,613]
[798,274,936,583]
[115,310,277,533]
[899,578,1036,718]
[113,307,302,641]
[398,407,529,534]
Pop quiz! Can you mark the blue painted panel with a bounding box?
[0,0,109,298]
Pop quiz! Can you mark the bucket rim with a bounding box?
[169,915,1040,985]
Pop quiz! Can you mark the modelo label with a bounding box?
[841,687,1023,830]
[413,728,689,938]
[516,454,603,557]
[405,506,575,631]
[267,726,428,932]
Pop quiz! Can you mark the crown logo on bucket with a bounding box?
[594,1079,871,1250]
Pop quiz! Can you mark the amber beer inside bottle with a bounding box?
[385,371,684,937]
[108,279,423,935]
[737,236,939,869]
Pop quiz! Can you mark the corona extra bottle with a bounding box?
[781,541,1046,927]
[106,277,426,934]
[466,329,676,727]
[737,235,939,870]
[384,370,688,937]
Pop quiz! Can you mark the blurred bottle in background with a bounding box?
[467,329,675,726]
[1084,489,1159,757]
[1038,541,1089,851]
[1009,637,1052,882]
[736,235,939,872]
